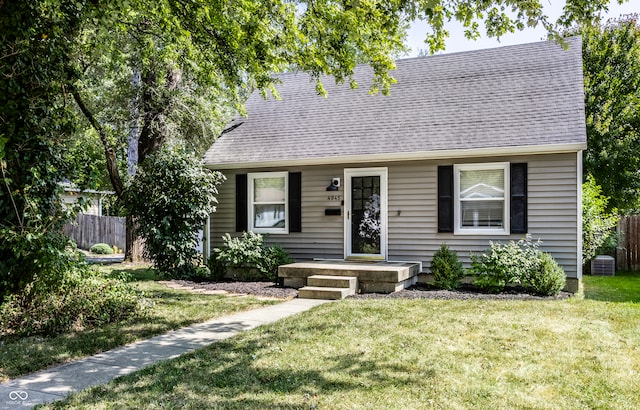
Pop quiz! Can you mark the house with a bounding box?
[59,182,115,216]
[203,37,586,293]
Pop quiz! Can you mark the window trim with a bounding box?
[454,162,510,235]
[248,172,289,234]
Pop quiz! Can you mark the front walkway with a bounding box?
[0,299,330,409]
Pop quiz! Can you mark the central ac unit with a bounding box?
[591,255,615,276]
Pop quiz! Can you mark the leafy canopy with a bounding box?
[581,15,640,213]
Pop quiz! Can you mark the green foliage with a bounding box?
[124,144,223,278]
[472,238,540,293]
[430,243,464,290]
[0,268,141,338]
[471,236,565,296]
[261,245,294,281]
[0,228,82,302]
[207,249,228,280]
[581,16,640,212]
[523,252,566,296]
[214,232,293,282]
[0,1,101,299]
[90,243,115,255]
[583,175,619,265]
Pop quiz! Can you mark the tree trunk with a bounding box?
[73,66,180,262]
[124,68,142,261]
[128,68,141,178]
[72,86,124,197]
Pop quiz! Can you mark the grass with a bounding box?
[0,264,278,382]
[583,270,640,303]
[45,272,640,409]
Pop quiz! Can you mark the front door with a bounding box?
[344,168,387,260]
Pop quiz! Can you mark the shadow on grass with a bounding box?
[583,271,640,303]
[0,276,275,381]
[55,325,426,409]
[109,266,157,281]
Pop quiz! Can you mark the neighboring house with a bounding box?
[59,183,115,216]
[203,37,586,292]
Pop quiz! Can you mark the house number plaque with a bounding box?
[327,195,342,201]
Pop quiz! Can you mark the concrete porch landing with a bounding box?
[279,260,421,294]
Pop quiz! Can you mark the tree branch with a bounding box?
[71,85,124,197]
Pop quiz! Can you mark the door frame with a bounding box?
[343,167,388,260]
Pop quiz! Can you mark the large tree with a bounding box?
[582,15,640,213]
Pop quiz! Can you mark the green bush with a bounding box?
[207,248,227,280]
[430,243,464,290]
[0,268,141,338]
[0,228,82,302]
[214,232,293,282]
[471,236,565,296]
[471,237,539,293]
[523,252,566,296]
[582,175,619,265]
[261,245,294,281]
[90,243,114,255]
[124,144,224,279]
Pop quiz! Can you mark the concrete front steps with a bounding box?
[298,275,358,300]
[281,260,421,298]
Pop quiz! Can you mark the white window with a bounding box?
[248,172,288,234]
[454,163,509,235]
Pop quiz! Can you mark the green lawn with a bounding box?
[583,270,640,303]
[44,272,640,409]
[0,264,278,382]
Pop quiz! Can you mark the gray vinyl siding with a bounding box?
[209,152,580,279]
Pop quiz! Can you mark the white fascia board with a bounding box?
[203,142,587,170]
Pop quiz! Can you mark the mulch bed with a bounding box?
[349,284,572,300]
[170,280,571,300]
[172,280,299,299]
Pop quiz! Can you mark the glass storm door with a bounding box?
[344,168,387,259]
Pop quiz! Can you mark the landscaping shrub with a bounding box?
[471,238,539,293]
[0,268,141,338]
[90,243,114,255]
[124,144,224,279]
[214,232,292,282]
[582,175,619,265]
[207,248,227,280]
[523,252,566,296]
[430,243,464,290]
[261,245,294,281]
[471,236,565,296]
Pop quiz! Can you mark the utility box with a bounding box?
[591,255,615,276]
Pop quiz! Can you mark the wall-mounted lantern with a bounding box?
[326,177,340,191]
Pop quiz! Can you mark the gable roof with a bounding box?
[204,37,586,169]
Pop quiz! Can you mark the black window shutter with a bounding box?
[438,165,454,233]
[236,174,248,232]
[289,172,302,232]
[510,163,528,234]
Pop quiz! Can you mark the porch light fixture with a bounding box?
[326,178,340,191]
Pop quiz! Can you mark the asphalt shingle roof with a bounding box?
[204,37,586,168]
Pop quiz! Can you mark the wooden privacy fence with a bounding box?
[617,215,640,271]
[63,214,125,251]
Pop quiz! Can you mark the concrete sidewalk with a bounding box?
[0,298,330,409]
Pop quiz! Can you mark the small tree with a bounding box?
[430,243,464,290]
[124,144,224,278]
[582,175,619,265]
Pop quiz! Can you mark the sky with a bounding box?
[405,1,638,56]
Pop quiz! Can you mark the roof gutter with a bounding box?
[203,142,587,170]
